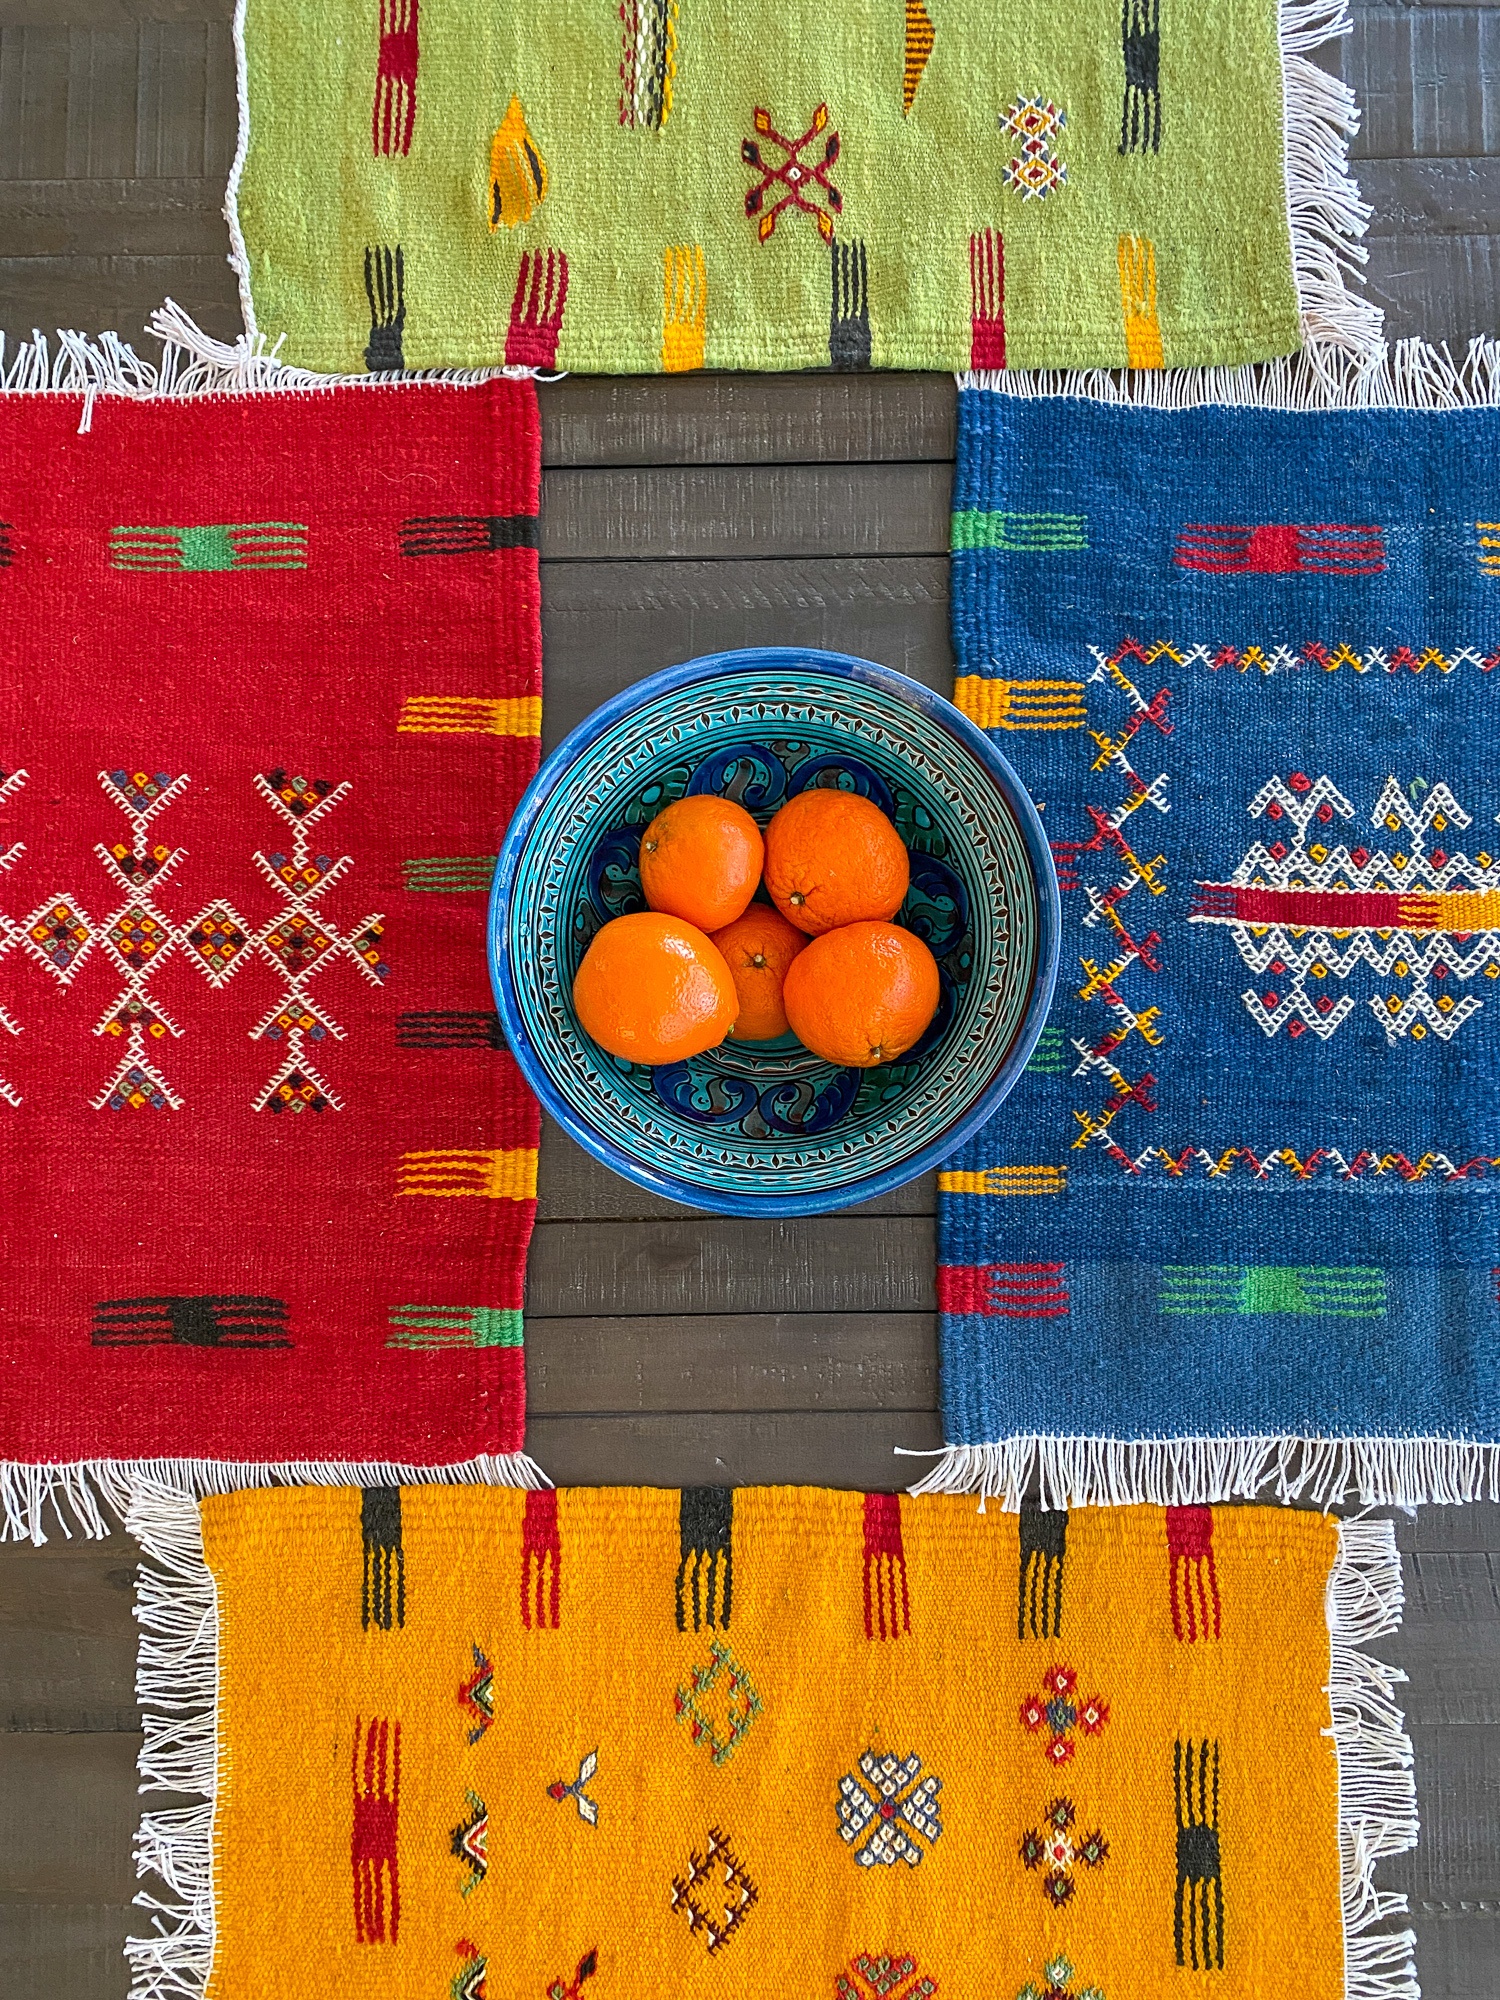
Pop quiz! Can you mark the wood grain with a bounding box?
[0,0,1498,1993]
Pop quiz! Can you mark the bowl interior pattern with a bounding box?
[506,668,1040,1198]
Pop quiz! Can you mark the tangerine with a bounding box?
[638,794,764,933]
[572,912,737,1064]
[762,789,910,935]
[781,920,940,1068]
[710,905,809,1042]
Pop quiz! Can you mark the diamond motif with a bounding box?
[1000,96,1068,200]
[261,911,334,972]
[673,1641,762,1766]
[669,1826,758,1955]
[263,768,335,818]
[106,907,169,969]
[185,903,251,980]
[26,899,91,975]
[107,769,179,815]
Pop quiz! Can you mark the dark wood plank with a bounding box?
[539,464,952,564]
[539,556,951,746]
[527,1217,935,1317]
[0,1728,140,1896]
[527,1312,937,1414]
[1345,5,1500,159]
[0,1539,138,1732]
[527,1409,944,1488]
[541,375,955,468]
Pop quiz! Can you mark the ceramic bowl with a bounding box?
[489,649,1059,1216]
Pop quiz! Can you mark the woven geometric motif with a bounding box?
[837,1751,943,1866]
[1000,96,1068,201]
[0,380,541,1476]
[939,385,1500,1496]
[191,1486,1393,1997]
[1190,773,1500,1043]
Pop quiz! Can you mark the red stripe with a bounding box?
[1192,884,1425,929]
[1174,522,1385,575]
[937,1263,1068,1317]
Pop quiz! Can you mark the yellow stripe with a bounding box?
[938,1165,1067,1196]
[398,1147,539,1199]
[398,696,542,737]
[1432,890,1500,932]
[952,676,1086,731]
[662,244,707,373]
[1118,234,1164,370]
[1477,524,1500,575]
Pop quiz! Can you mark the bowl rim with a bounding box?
[489,647,1061,1217]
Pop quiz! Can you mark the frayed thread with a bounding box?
[0,303,536,435]
[959,336,1500,412]
[1279,0,1383,361]
[902,1433,1499,1511]
[1,1451,549,1547]
[126,1488,218,2000]
[1327,1519,1420,2000]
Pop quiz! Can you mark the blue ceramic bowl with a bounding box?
[490,649,1059,1216]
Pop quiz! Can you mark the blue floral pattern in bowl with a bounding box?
[490,650,1059,1216]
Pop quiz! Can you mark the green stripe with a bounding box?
[386,1305,523,1348]
[403,856,498,893]
[1024,1025,1067,1075]
[1159,1265,1387,1317]
[111,522,308,572]
[951,509,1088,554]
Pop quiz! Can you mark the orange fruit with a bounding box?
[762,789,910,935]
[711,905,809,1042]
[638,794,764,933]
[572,912,737,1064]
[781,920,940,1068]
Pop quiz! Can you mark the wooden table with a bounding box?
[2,4,1498,1993]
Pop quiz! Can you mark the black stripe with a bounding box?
[399,513,539,558]
[397,1010,507,1050]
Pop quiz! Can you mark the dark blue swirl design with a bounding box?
[685,742,790,812]
[900,851,969,959]
[786,754,898,819]
[584,824,645,923]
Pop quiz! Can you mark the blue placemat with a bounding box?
[925,380,1500,1507]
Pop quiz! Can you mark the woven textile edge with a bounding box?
[118,1495,1420,2000]
[1326,1519,1420,2000]
[226,0,256,343]
[1,1453,548,1549]
[124,1486,218,2000]
[0,306,537,436]
[958,336,1500,411]
[902,1435,1500,1510]
[1278,0,1382,361]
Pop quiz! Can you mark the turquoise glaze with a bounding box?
[490,650,1058,1216]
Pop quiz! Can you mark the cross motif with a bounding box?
[742,104,843,243]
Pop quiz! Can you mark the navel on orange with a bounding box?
[763,789,910,935]
[710,905,809,1042]
[782,920,940,1068]
[638,794,764,933]
[572,912,737,1064]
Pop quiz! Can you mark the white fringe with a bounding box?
[1,1451,549,1547]
[1279,0,1383,361]
[1327,1519,1421,2000]
[121,1494,1420,2000]
[0,304,533,434]
[959,335,1500,413]
[126,1486,220,2000]
[903,1434,1500,1511]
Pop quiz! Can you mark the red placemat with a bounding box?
[0,377,542,1529]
